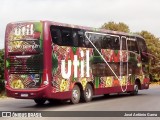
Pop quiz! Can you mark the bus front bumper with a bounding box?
[5,86,50,99]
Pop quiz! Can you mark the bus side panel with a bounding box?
[51,45,94,93]
[94,85,134,95]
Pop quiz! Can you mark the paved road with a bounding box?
[0,86,160,120]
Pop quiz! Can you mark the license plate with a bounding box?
[21,93,28,97]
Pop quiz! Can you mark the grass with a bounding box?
[0,91,7,99]
[150,82,160,86]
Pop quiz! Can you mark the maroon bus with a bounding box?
[4,21,150,105]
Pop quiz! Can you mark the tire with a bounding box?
[34,99,46,105]
[130,83,138,95]
[71,85,81,104]
[82,84,93,102]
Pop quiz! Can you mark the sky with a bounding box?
[0,0,160,49]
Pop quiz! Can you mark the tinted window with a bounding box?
[127,40,138,53]
[50,28,62,45]
[101,36,111,49]
[101,35,120,49]
[50,26,85,47]
[137,37,147,52]
[136,37,149,62]
[121,37,126,50]
[61,28,73,46]
[90,34,102,48]
[85,33,120,50]
[72,31,78,47]
[77,30,85,47]
[111,36,120,50]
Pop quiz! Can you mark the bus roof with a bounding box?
[46,20,144,40]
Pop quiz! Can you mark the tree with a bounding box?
[137,31,160,76]
[101,21,130,33]
[0,49,4,92]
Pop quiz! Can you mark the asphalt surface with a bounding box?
[0,85,160,120]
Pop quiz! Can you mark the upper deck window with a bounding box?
[86,32,120,50]
[127,40,138,53]
[51,26,82,47]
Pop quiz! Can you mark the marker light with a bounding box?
[43,81,49,85]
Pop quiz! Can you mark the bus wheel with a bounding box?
[83,84,93,102]
[130,83,138,95]
[71,85,80,104]
[34,99,46,105]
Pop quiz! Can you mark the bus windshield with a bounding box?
[6,22,42,54]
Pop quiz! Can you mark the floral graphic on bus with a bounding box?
[9,74,41,89]
[60,79,69,92]
[105,77,113,87]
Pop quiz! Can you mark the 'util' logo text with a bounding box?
[14,24,34,36]
[61,50,90,79]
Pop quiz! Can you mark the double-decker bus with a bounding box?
[4,21,150,105]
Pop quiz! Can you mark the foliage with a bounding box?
[137,31,160,77]
[101,21,130,33]
[0,49,5,92]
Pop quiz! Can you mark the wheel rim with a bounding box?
[85,88,91,99]
[134,84,138,93]
[72,89,79,101]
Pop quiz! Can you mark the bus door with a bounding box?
[120,36,128,84]
[126,37,140,83]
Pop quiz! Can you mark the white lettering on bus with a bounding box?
[61,50,90,79]
[61,60,72,79]
[9,44,40,51]
[80,51,84,77]
[14,24,33,36]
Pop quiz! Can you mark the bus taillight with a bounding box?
[41,69,49,86]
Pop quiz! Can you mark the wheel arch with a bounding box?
[74,82,83,98]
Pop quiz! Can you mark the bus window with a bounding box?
[77,30,85,47]
[85,33,92,48]
[50,27,62,45]
[112,37,120,50]
[102,35,120,50]
[102,36,111,49]
[137,37,149,62]
[95,34,102,48]
[127,40,138,53]
[84,33,120,50]
[121,37,126,50]
[61,28,73,46]
[72,31,78,47]
[85,33,103,48]
[137,38,147,52]
[90,34,101,48]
